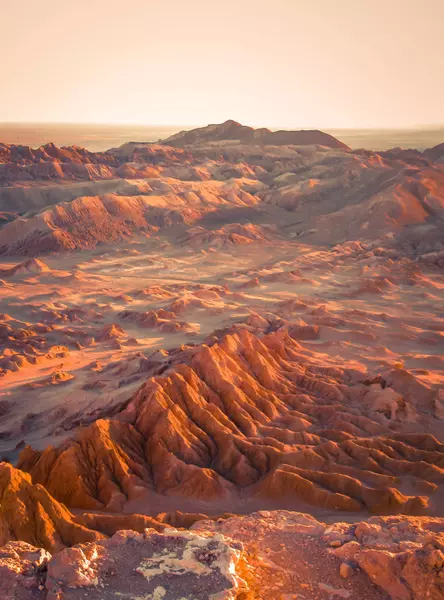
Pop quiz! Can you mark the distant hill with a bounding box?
[161,119,349,150]
[423,141,444,162]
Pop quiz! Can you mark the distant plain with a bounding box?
[1,122,444,152]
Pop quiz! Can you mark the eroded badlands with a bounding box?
[1,121,444,598]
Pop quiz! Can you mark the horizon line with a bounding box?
[1,120,444,132]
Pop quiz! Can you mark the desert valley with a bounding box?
[1,120,444,599]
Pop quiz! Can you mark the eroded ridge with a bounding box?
[17,328,444,515]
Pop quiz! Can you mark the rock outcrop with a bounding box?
[0,462,232,552]
[45,528,247,600]
[0,541,50,600]
[0,463,103,552]
[2,510,444,599]
[0,258,51,278]
[193,510,444,600]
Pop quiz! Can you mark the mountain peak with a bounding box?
[221,119,242,127]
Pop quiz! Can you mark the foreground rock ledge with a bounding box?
[1,528,246,600]
[2,511,444,599]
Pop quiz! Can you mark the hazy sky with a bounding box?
[2,0,443,128]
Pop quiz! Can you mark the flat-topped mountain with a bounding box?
[161,119,350,149]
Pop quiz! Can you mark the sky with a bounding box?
[1,0,444,129]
